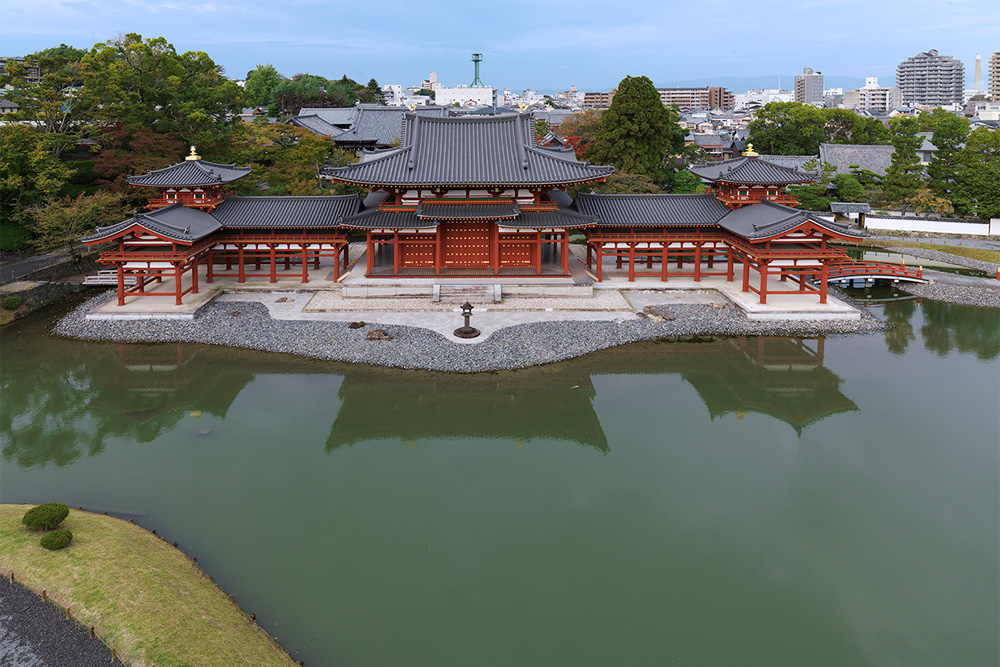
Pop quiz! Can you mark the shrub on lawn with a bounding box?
[40,529,73,550]
[3,296,23,310]
[22,503,70,531]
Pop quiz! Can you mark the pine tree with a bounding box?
[881,117,923,206]
[587,75,676,182]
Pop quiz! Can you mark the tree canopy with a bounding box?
[587,75,679,181]
[881,116,924,205]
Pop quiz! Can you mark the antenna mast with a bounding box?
[471,53,485,87]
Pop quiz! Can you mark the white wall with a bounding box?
[865,215,1000,236]
[434,87,495,106]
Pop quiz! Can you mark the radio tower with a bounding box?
[470,53,485,87]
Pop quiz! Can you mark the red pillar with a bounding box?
[269,244,277,282]
[536,230,542,275]
[366,233,374,275]
[727,247,734,281]
[561,232,569,275]
[492,224,500,275]
[192,256,199,294]
[207,248,214,283]
[586,243,592,269]
[117,263,125,306]
[175,263,183,305]
[742,257,750,292]
[435,230,442,275]
[302,244,309,283]
[694,243,702,282]
[759,262,769,304]
[628,243,635,282]
[819,262,829,304]
[238,244,245,283]
[661,243,668,282]
[393,232,400,275]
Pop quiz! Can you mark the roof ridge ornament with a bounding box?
[744,143,758,157]
[185,146,201,161]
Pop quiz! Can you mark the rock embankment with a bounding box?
[55,292,888,373]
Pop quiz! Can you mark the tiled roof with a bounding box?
[298,107,357,127]
[818,143,894,176]
[324,113,615,187]
[288,115,344,138]
[574,193,730,227]
[83,203,221,243]
[502,208,598,229]
[333,105,451,147]
[416,202,519,220]
[128,159,252,187]
[211,195,361,228]
[830,202,871,214]
[689,156,816,184]
[717,201,864,239]
[337,209,438,229]
[758,155,818,170]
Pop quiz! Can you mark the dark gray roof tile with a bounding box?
[718,201,864,239]
[818,143,894,177]
[574,193,730,226]
[128,159,251,187]
[83,203,221,243]
[211,195,361,228]
[689,156,816,184]
[416,202,519,220]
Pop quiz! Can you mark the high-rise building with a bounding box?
[794,68,824,105]
[843,77,900,112]
[583,90,616,108]
[656,87,735,110]
[895,49,965,107]
[990,52,1000,101]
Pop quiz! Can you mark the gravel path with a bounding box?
[0,577,123,667]
[56,291,889,373]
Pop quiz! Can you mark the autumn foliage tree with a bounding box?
[27,191,130,259]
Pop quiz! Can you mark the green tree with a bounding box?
[358,78,385,105]
[927,113,969,199]
[747,102,826,155]
[0,47,96,157]
[953,128,1000,219]
[244,64,283,108]
[0,125,72,229]
[832,173,866,202]
[788,159,837,210]
[904,186,953,217]
[822,108,888,145]
[587,75,676,181]
[26,191,130,259]
[881,116,923,206]
[534,118,549,138]
[668,169,705,194]
[81,33,243,142]
[570,172,660,196]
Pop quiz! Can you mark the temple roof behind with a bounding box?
[818,143,895,177]
[128,159,252,188]
[574,193,730,226]
[689,156,815,185]
[211,195,362,228]
[83,203,221,243]
[333,105,450,147]
[324,113,615,187]
[288,114,344,138]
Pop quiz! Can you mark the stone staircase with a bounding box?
[434,284,501,303]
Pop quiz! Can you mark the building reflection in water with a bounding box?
[3,333,860,469]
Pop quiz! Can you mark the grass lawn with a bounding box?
[0,505,296,667]
[854,239,1000,265]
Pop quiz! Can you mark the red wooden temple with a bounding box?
[83,120,884,307]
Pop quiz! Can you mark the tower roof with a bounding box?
[127,158,251,188]
[689,155,816,185]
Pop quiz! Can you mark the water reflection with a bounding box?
[880,299,999,359]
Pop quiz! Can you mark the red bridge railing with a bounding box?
[826,260,924,281]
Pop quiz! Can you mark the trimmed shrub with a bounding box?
[22,503,70,531]
[3,296,22,310]
[0,222,33,252]
[40,529,73,551]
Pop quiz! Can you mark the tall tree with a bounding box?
[953,128,1000,219]
[927,113,969,199]
[822,109,888,145]
[26,191,130,260]
[244,64,283,108]
[881,116,923,206]
[788,159,837,210]
[747,102,826,155]
[0,125,72,228]
[558,109,602,159]
[81,33,243,142]
[587,75,676,181]
[358,78,386,105]
[0,46,96,157]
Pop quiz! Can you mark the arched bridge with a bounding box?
[824,260,929,284]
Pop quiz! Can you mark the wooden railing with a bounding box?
[827,260,924,280]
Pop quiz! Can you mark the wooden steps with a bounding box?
[434,284,501,303]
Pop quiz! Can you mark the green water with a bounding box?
[2,301,998,666]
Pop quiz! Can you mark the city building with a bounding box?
[896,49,965,107]
[843,77,900,112]
[732,89,794,110]
[794,68,824,105]
[990,51,1000,101]
[0,56,41,84]
[657,87,735,110]
[434,86,495,107]
[583,90,615,108]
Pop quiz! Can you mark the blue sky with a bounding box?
[2,0,997,92]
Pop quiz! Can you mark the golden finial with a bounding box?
[185,145,201,161]
[743,143,758,157]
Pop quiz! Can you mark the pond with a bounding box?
[2,299,998,666]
